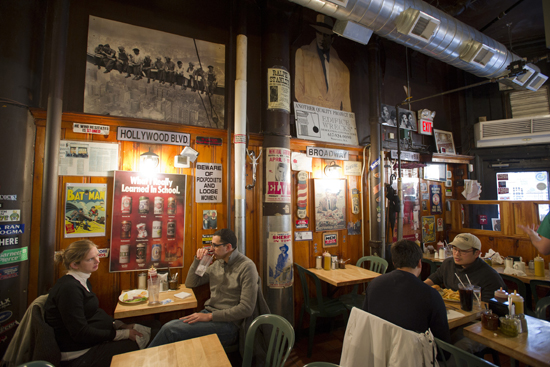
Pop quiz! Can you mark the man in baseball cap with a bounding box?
[424,233,505,303]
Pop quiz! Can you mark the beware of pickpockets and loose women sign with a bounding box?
[195,163,222,203]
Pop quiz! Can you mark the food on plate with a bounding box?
[431,285,441,291]
[121,290,148,303]
[439,288,460,301]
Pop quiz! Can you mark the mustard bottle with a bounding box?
[323,252,331,270]
[534,255,545,277]
[509,290,524,315]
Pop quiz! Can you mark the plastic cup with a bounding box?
[458,283,474,311]
[472,286,481,310]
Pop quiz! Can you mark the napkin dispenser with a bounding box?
[488,297,509,317]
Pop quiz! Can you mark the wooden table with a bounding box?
[464,316,550,367]
[423,253,445,263]
[445,300,484,329]
[307,264,381,287]
[492,264,550,284]
[110,333,231,367]
[114,285,197,319]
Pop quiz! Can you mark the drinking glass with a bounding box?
[472,286,481,310]
[458,283,474,311]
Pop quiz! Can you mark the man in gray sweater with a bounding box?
[148,228,259,348]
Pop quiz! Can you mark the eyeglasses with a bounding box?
[451,246,476,255]
[211,242,228,248]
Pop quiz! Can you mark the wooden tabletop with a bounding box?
[445,300,484,329]
[423,253,445,263]
[110,333,231,367]
[114,284,197,319]
[492,265,550,284]
[464,316,550,367]
[307,264,381,287]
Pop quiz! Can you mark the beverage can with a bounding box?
[121,196,132,214]
[154,197,164,215]
[121,221,131,239]
[136,223,147,238]
[136,243,146,263]
[151,243,162,262]
[152,220,162,238]
[139,196,149,214]
[167,197,176,215]
[119,245,129,264]
[167,219,176,238]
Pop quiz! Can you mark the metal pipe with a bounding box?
[234,34,248,253]
[38,0,70,295]
[395,102,403,241]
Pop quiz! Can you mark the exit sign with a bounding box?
[419,119,433,135]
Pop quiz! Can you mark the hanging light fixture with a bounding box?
[324,160,342,177]
[140,148,160,173]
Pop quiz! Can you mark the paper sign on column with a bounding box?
[291,152,312,172]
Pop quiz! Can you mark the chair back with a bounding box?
[435,338,498,367]
[16,362,56,367]
[242,314,295,367]
[295,264,327,312]
[356,256,388,274]
[303,363,339,367]
[535,296,550,320]
[530,280,550,310]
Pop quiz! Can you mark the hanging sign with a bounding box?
[344,161,362,176]
[294,102,358,145]
[296,171,308,219]
[267,68,291,112]
[195,163,222,203]
[0,224,24,236]
[390,150,420,161]
[417,109,435,136]
[265,148,291,203]
[117,127,190,146]
[73,123,110,135]
[306,147,349,160]
[351,189,360,214]
[430,184,442,214]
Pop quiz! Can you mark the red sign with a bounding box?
[419,119,433,135]
[477,215,488,225]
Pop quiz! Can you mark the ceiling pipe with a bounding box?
[287,0,543,88]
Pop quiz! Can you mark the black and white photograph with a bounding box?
[85,16,225,128]
[380,104,396,126]
[397,108,418,131]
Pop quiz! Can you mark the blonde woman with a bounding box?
[44,240,142,367]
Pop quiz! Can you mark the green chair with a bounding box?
[295,264,349,358]
[530,280,550,313]
[303,363,340,367]
[435,338,498,367]
[242,314,295,367]
[339,256,388,310]
[16,362,55,367]
[535,296,550,320]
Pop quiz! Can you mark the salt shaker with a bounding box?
[138,272,147,290]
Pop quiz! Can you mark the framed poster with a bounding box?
[314,179,347,231]
[422,216,436,243]
[268,231,293,288]
[397,108,418,132]
[380,104,397,127]
[434,129,456,154]
[110,171,186,272]
[323,232,338,248]
[64,183,107,238]
[265,148,291,203]
[430,184,442,214]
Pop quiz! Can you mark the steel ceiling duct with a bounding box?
[289,0,523,80]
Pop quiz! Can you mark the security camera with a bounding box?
[180,146,199,162]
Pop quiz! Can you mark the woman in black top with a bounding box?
[45,240,142,367]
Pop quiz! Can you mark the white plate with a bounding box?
[119,289,148,304]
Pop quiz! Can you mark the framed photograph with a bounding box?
[314,179,347,231]
[202,210,217,230]
[433,129,456,154]
[397,107,418,132]
[323,232,338,248]
[492,218,501,231]
[380,104,396,127]
[294,231,313,241]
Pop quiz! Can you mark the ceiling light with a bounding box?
[140,148,159,173]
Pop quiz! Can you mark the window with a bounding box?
[496,171,549,200]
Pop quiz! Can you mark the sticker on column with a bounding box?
[296,171,308,219]
[351,188,360,214]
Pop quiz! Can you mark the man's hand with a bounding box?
[180,312,212,324]
[119,323,135,330]
[128,329,143,341]
[195,247,209,261]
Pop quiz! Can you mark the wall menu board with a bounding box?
[110,171,187,272]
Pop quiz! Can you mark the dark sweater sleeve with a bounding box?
[428,289,451,343]
[55,280,115,345]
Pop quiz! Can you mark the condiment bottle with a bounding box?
[481,309,499,331]
[534,255,545,277]
[509,290,524,315]
[499,315,520,337]
[323,252,331,270]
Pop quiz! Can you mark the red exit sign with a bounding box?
[419,119,433,135]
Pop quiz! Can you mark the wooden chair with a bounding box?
[435,338,498,367]
[339,256,388,310]
[295,264,349,358]
[242,314,295,367]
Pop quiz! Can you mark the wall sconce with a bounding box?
[324,161,342,177]
[140,148,159,173]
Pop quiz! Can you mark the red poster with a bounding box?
[110,171,186,272]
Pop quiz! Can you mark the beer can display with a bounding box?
[167,219,176,238]
[121,196,132,214]
[136,243,146,263]
[167,197,176,215]
[139,196,149,214]
[119,245,129,264]
[121,221,131,239]
[154,196,164,215]
[151,243,162,262]
[152,220,162,238]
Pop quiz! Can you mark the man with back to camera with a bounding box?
[362,239,451,343]
[148,228,268,349]
[424,233,505,302]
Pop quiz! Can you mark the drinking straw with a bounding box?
[465,274,472,286]
[466,274,481,303]
[455,273,465,287]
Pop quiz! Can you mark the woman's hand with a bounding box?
[128,329,143,341]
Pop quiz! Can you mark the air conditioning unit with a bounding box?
[474,115,550,148]
[396,9,440,42]
[459,40,495,67]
